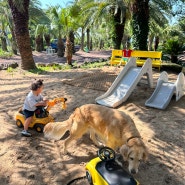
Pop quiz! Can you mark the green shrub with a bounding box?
[161,63,182,73]
[0,49,13,59]
[162,40,182,63]
[163,40,182,55]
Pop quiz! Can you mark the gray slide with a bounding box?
[95,58,153,108]
[145,71,185,109]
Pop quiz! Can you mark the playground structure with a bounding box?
[95,58,153,108]
[96,57,185,109]
[145,71,185,109]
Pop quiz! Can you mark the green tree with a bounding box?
[163,39,182,63]
[74,0,128,49]
[0,0,49,55]
[146,1,167,50]
[0,6,8,51]
[35,24,47,51]
[29,0,51,51]
[69,1,89,51]
[0,0,17,53]
[46,6,66,57]
[42,0,185,53]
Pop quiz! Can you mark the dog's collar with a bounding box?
[127,136,141,143]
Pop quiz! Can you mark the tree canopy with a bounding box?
[0,0,185,69]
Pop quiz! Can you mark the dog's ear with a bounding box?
[143,149,148,162]
[120,145,129,161]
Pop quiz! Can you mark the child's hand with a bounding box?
[43,100,48,106]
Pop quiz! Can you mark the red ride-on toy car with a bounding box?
[85,147,140,185]
[15,97,67,133]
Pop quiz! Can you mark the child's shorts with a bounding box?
[23,109,34,118]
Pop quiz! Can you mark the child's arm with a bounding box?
[35,100,48,107]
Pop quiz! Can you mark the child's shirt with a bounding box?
[23,91,43,111]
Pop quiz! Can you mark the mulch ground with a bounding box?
[62,70,119,91]
[0,50,111,66]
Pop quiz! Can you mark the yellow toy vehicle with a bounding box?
[15,97,67,132]
[85,147,140,185]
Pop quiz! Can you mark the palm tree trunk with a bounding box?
[10,27,18,55]
[154,36,159,51]
[65,37,73,65]
[35,35,42,52]
[44,34,50,47]
[112,8,125,49]
[148,35,154,51]
[69,30,75,54]
[8,15,18,55]
[86,28,90,50]
[131,0,149,50]
[80,27,85,51]
[90,38,92,50]
[8,0,36,70]
[57,37,65,57]
[0,34,8,51]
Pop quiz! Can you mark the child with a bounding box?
[21,79,48,137]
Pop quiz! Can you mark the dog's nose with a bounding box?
[131,169,136,174]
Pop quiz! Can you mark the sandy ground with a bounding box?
[0,51,185,185]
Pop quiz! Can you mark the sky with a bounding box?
[39,0,72,9]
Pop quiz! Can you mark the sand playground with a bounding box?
[0,50,185,185]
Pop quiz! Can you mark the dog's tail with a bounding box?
[44,120,72,140]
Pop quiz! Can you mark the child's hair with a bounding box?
[31,79,44,91]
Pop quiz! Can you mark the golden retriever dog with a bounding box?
[44,104,148,174]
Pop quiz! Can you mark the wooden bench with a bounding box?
[110,49,162,70]
[131,50,162,70]
[110,50,124,66]
[110,49,132,66]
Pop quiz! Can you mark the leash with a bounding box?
[66,176,86,185]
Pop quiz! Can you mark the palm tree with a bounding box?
[74,0,128,49]
[130,0,149,50]
[8,0,36,70]
[65,36,73,65]
[130,0,182,51]
[69,1,88,51]
[147,1,169,51]
[0,0,49,55]
[0,1,16,53]
[0,9,8,51]
[35,24,46,51]
[44,33,51,47]
[29,0,51,51]
[46,6,65,57]
[111,0,127,49]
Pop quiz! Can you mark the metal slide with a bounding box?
[95,58,153,108]
[145,71,185,109]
